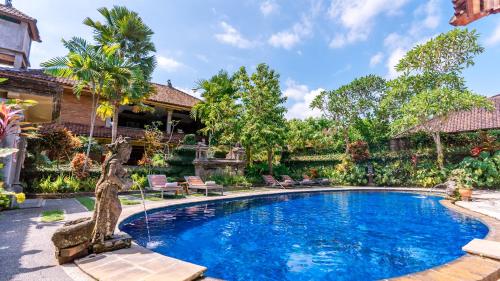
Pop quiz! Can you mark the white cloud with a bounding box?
[157,55,183,72]
[327,0,409,48]
[410,0,440,36]
[178,87,202,99]
[386,48,406,78]
[380,0,441,78]
[195,54,209,63]
[269,17,312,49]
[260,0,279,16]
[283,79,309,100]
[284,79,323,119]
[369,52,384,67]
[215,21,255,49]
[487,21,500,46]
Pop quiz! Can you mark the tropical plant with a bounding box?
[235,64,287,174]
[41,127,82,167]
[191,70,241,146]
[311,75,386,154]
[388,29,492,169]
[71,153,92,179]
[84,6,156,142]
[347,140,370,162]
[459,151,500,188]
[42,38,129,170]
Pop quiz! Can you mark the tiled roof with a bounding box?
[0,67,73,86]
[0,4,40,42]
[39,122,185,142]
[0,67,199,109]
[149,83,200,109]
[399,95,500,137]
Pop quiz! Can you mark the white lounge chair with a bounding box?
[147,175,182,198]
[184,176,224,196]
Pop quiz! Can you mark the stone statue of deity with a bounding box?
[51,136,133,264]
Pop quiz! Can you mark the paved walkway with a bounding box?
[456,190,500,220]
[0,198,91,281]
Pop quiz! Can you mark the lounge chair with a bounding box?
[262,175,293,189]
[184,176,224,196]
[147,175,182,198]
[281,175,299,186]
[299,175,317,186]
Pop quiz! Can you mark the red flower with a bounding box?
[470,146,482,157]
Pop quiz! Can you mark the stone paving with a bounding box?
[456,190,500,220]
[0,198,92,281]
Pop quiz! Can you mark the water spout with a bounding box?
[137,185,157,249]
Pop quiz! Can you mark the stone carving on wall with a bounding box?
[193,142,246,179]
[51,136,133,264]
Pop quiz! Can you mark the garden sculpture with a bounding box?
[51,136,133,264]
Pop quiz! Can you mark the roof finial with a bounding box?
[5,0,12,7]
[167,79,172,88]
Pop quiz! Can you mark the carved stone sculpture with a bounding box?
[51,136,133,264]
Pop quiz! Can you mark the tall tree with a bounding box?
[387,28,491,168]
[191,70,241,146]
[235,64,287,174]
[311,75,386,154]
[42,38,130,170]
[84,6,156,142]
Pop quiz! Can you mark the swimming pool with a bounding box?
[120,191,488,281]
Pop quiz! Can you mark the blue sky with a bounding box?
[12,0,500,119]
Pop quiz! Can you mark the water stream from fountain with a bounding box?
[137,185,161,249]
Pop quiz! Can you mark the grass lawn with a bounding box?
[131,193,186,201]
[41,210,64,222]
[120,198,141,205]
[76,196,95,211]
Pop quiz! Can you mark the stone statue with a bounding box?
[91,136,132,243]
[51,136,133,264]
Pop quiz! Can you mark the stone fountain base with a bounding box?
[52,216,132,264]
[92,232,132,254]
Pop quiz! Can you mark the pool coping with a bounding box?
[85,187,500,281]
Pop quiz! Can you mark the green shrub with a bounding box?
[183,134,197,145]
[131,173,148,190]
[459,151,500,188]
[33,175,98,193]
[208,174,252,188]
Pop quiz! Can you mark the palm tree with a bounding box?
[84,6,156,142]
[42,37,131,170]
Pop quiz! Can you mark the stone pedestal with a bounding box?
[92,232,132,254]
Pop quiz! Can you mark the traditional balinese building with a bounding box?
[450,0,500,26]
[0,1,202,172]
[390,94,500,151]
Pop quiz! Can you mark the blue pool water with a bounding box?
[120,192,488,281]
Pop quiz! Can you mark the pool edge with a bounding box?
[115,187,500,281]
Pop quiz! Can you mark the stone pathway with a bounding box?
[456,190,500,220]
[0,198,91,281]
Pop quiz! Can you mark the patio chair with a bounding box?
[281,175,299,186]
[184,176,224,196]
[262,175,293,189]
[298,175,317,186]
[147,175,182,198]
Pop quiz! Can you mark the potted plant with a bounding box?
[449,168,473,201]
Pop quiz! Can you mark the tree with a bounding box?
[311,75,386,154]
[191,70,241,146]
[235,64,287,174]
[84,6,156,142]
[42,38,129,170]
[388,28,491,168]
[286,118,337,152]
